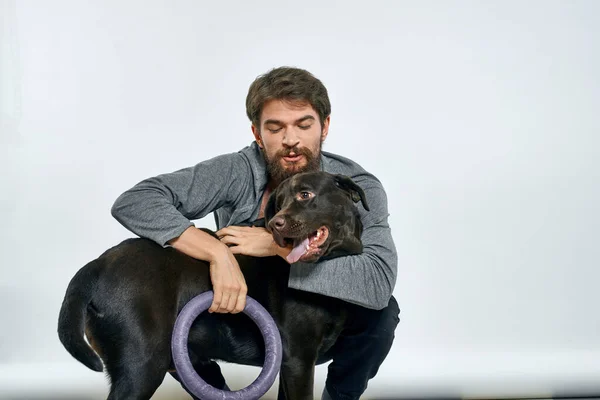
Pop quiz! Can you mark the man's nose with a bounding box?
[282,130,300,148]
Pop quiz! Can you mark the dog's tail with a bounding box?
[57,258,104,372]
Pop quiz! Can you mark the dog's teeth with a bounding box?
[316,231,321,238]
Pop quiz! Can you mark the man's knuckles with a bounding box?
[222,283,241,292]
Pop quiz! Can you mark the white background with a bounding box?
[1,1,599,399]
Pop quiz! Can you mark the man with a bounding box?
[111,66,400,400]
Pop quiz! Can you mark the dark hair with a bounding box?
[246,66,331,129]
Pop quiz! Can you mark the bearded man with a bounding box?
[111,66,400,400]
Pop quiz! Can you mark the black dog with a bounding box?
[58,171,370,400]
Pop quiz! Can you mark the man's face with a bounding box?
[252,99,330,186]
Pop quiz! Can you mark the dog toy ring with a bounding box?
[171,291,283,400]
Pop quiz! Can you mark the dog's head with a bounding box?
[265,171,369,264]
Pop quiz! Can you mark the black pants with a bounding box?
[321,295,400,399]
[171,295,400,399]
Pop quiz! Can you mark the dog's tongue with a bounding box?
[286,238,309,264]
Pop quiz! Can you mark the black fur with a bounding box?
[57,171,369,400]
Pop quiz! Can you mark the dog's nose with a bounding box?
[270,216,286,231]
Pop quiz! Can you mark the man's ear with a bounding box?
[321,115,330,142]
[333,174,370,211]
[264,191,279,232]
[252,125,263,148]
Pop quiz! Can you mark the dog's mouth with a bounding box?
[283,226,330,264]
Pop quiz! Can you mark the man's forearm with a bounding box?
[169,226,229,262]
[111,184,201,247]
[170,227,248,315]
[111,153,245,247]
[289,249,396,310]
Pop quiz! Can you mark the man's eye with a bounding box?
[268,127,282,133]
[298,125,311,130]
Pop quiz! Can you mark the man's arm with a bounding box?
[111,152,252,313]
[169,226,248,314]
[288,174,397,310]
[111,153,248,246]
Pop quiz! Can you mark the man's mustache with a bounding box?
[276,147,311,158]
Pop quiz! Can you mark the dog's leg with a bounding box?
[105,355,169,400]
[169,360,229,399]
[98,324,172,400]
[277,354,316,400]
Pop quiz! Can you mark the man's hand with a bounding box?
[169,226,248,314]
[208,246,248,314]
[216,226,292,259]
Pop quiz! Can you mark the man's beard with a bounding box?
[263,144,321,186]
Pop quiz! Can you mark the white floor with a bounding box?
[0,362,314,400]
[2,350,600,399]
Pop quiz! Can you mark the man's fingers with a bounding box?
[216,226,248,237]
[217,226,257,239]
[225,288,238,313]
[219,235,241,246]
[216,227,233,238]
[229,245,244,254]
[231,283,248,314]
[209,288,224,313]
[233,288,247,314]
[216,291,232,313]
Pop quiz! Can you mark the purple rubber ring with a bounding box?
[171,291,283,400]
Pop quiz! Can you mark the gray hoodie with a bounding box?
[111,142,397,310]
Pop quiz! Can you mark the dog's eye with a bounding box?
[297,191,313,200]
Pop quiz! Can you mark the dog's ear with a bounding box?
[333,174,370,211]
[264,191,279,232]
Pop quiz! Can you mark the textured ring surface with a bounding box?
[171,291,283,400]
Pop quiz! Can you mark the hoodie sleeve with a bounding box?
[111,153,250,246]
